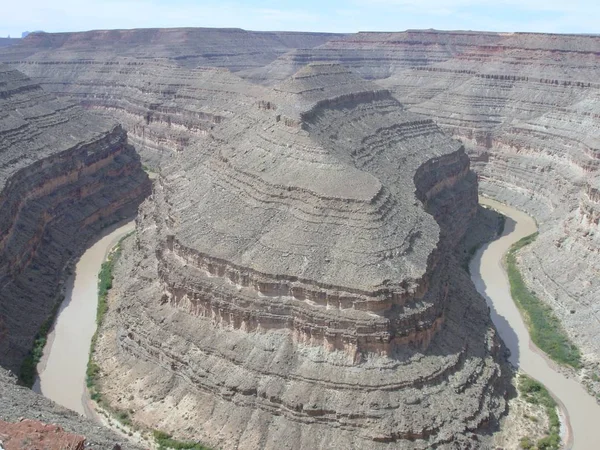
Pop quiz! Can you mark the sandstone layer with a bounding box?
[243,29,600,373]
[0,29,342,168]
[0,64,150,374]
[91,64,509,449]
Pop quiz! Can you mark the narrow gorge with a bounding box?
[0,28,599,450]
[0,64,149,448]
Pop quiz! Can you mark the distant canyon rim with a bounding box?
[0,28,599,449]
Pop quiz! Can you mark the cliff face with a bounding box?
[0,60,270,168]
[0,65,151,373]
[239,29,600,366]
[90,64,507,449]
[0,29,343,169]
[373,32,600,363]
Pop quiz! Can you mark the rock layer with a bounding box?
[241,29,600,367]
[92,64,508,449]
[0,64,150,373]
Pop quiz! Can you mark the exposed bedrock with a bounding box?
[239,29,600,365]
[0,58,271,167]
[0,368,144,449]
[0,29,342,167]
[92,64,508,449]
[0,65,151,373]
[0,28,343,70]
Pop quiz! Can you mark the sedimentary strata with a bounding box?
[92,64,508,449]
[0,28,342,70]
[0,29,341,168]
[242,29,600,372]
[0,64,150,374]
[0,58,269,167]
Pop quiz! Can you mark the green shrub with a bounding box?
[518,375,561,450]
[87,232,133,395]
[506,233,581,368]
[519,436,534,449]
[19,294,64,386]
[153,430,211,450]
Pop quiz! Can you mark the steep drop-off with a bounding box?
[0,64,151,375]
[245,29,600,372]
[91,64,509,449]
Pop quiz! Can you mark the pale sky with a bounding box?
[2,0,599,38]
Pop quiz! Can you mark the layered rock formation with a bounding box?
[0,38,18,48]
[1,25,597,445]
[0,29,343,168]
[0,64,150,373]
[0,28,343,70]
[242,29,600,367]
[0,418,86,450]
[91,64,508,449]
[375,32,600,365]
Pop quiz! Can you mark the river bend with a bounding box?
[33,221,135,416]
[470,197,600,450]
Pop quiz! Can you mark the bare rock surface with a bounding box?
[240,29,600,373]
[0,418,85,450]
[0,28,343,70]
[0,368,143,449]
[91,63,509,449]
[0,64,150,374]
[0,39,18,48]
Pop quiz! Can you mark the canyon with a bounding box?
[0,65,148,448]
[0,28,598,449]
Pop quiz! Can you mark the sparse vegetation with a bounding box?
[518,374,561,450]
[153,430,211,450]
[87,231,134,400]
[506,233,581,369]
[519,436,534,449]
[19,293,64,387]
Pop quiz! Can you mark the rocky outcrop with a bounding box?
[0,368,143,449]
[0,28,343,70]
[0,418,85,450]
[0,58,270,167]
[91,64,508,449]
[0,29,342,168]
[0,65,151,374]
[0,38,18,48]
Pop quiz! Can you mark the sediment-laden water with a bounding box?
[33,221,135,416]
[470,197,600,450]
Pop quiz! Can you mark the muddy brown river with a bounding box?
[30,197,600,447]
[470,197,600,450]
[33,221,135,416]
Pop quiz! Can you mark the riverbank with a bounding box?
[471,197,600,449]
[33,221,136,415]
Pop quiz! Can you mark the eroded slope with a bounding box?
[0,65,151,373]
[92,64,508,449]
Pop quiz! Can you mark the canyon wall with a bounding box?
[1,26,598,445]
[90,64,508,449]
[0,65,151,374]
[242,29,600,370]
[0,29,343,168]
